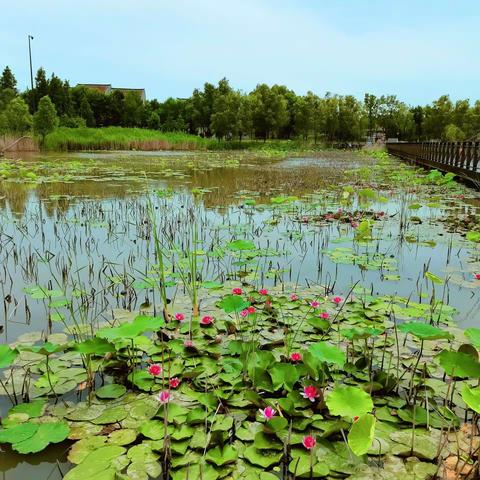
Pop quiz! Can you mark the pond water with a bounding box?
[1,149,479,479]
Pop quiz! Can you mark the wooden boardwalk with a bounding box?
[386,141,480,186]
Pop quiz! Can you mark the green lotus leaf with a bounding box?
[399,322,453,341]
[465,328,480,349]
[462,384,480,414]
[0,344,18,368]
[96,384,127,399]
[108,429,137,445]
[205,444,238,466]
[218,294,250,313]
[227,239,256,251]
[438,350,480,378]
[347,413,376,456]
[309,342,346,367]
[8,400,46,419]
[288,452,329,477]
[73,337,116,355]
[12,421,69,454]
[97,315,165,340]
[326,386,373,418]
[269,363,299,391]
[243,445,283,468]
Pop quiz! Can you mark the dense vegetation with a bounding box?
[1,65,480,146]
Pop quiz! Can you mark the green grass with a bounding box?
[44,127,329,153]
[44,127,212,151]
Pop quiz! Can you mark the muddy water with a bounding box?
[0,150,479,478]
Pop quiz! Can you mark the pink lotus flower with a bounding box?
[232,288,243,295]
[265,300,272,307]
[201,315,214,325]
[247,306,256,314]
[290,293,298,301]
[258,289,268,295]
[290,352,302,362]
[157,390,170,404]
[259,406,276,420]
[169,377,180,388]
[332,296,343,305]
[240,309,249,317]
[175,313,185,321]
[475,274,480,280]
[184,339,194,348]
[302,435,316,449]
[319,312,330,319]
[301,385,319,402]
[147,364,162,376]
[310,301,320,309]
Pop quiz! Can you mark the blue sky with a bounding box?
[2,0,479,105]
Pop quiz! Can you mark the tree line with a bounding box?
[1,65,480,143]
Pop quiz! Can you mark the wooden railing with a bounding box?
[386,141,480,185]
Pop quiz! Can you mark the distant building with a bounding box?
[76,83,146,101]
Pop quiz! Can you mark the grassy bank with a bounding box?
[44,127,329,153]
[44,127,212,151]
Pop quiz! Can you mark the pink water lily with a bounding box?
[319,311,330,319]
[201,315,214,325]
[259,406,276,420]
[147,364,162,376]
[184,339,194,348]
[475,274,480,280]
[310,301,320,309]
[247,306,256,313]
[301,385,319,402]
[240,309,249,317]
[175,313,185,321]
[169,377,180,388]
[232,288,243,295]
[157,390,170,404]
[302,435,316,449]
[258,288,268,295]
[290,352,302,362]
[332,296,343,305]
[290,293,299,301]
[351,221,359,228]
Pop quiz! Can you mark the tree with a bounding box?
[123,91,144,127]
[0,66,17,93]
[33,95,58,142]
[364,93,379,139]
[443,124,465,141]
[3,97,32,134]
[210,91,240,139]
[251,84,288,140]
[77,92,95,127]
[33,67,49,110]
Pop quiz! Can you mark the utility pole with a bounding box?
[28,35,34,90]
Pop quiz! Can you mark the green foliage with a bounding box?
[348,414,376,456]
[33,95,59,141]
[326,386,373,418]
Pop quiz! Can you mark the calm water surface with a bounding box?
[1,149,479,479]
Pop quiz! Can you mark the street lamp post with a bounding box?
[28,35,34,91]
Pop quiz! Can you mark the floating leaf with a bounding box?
[96,384,127,399]
[326,386,373,418]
